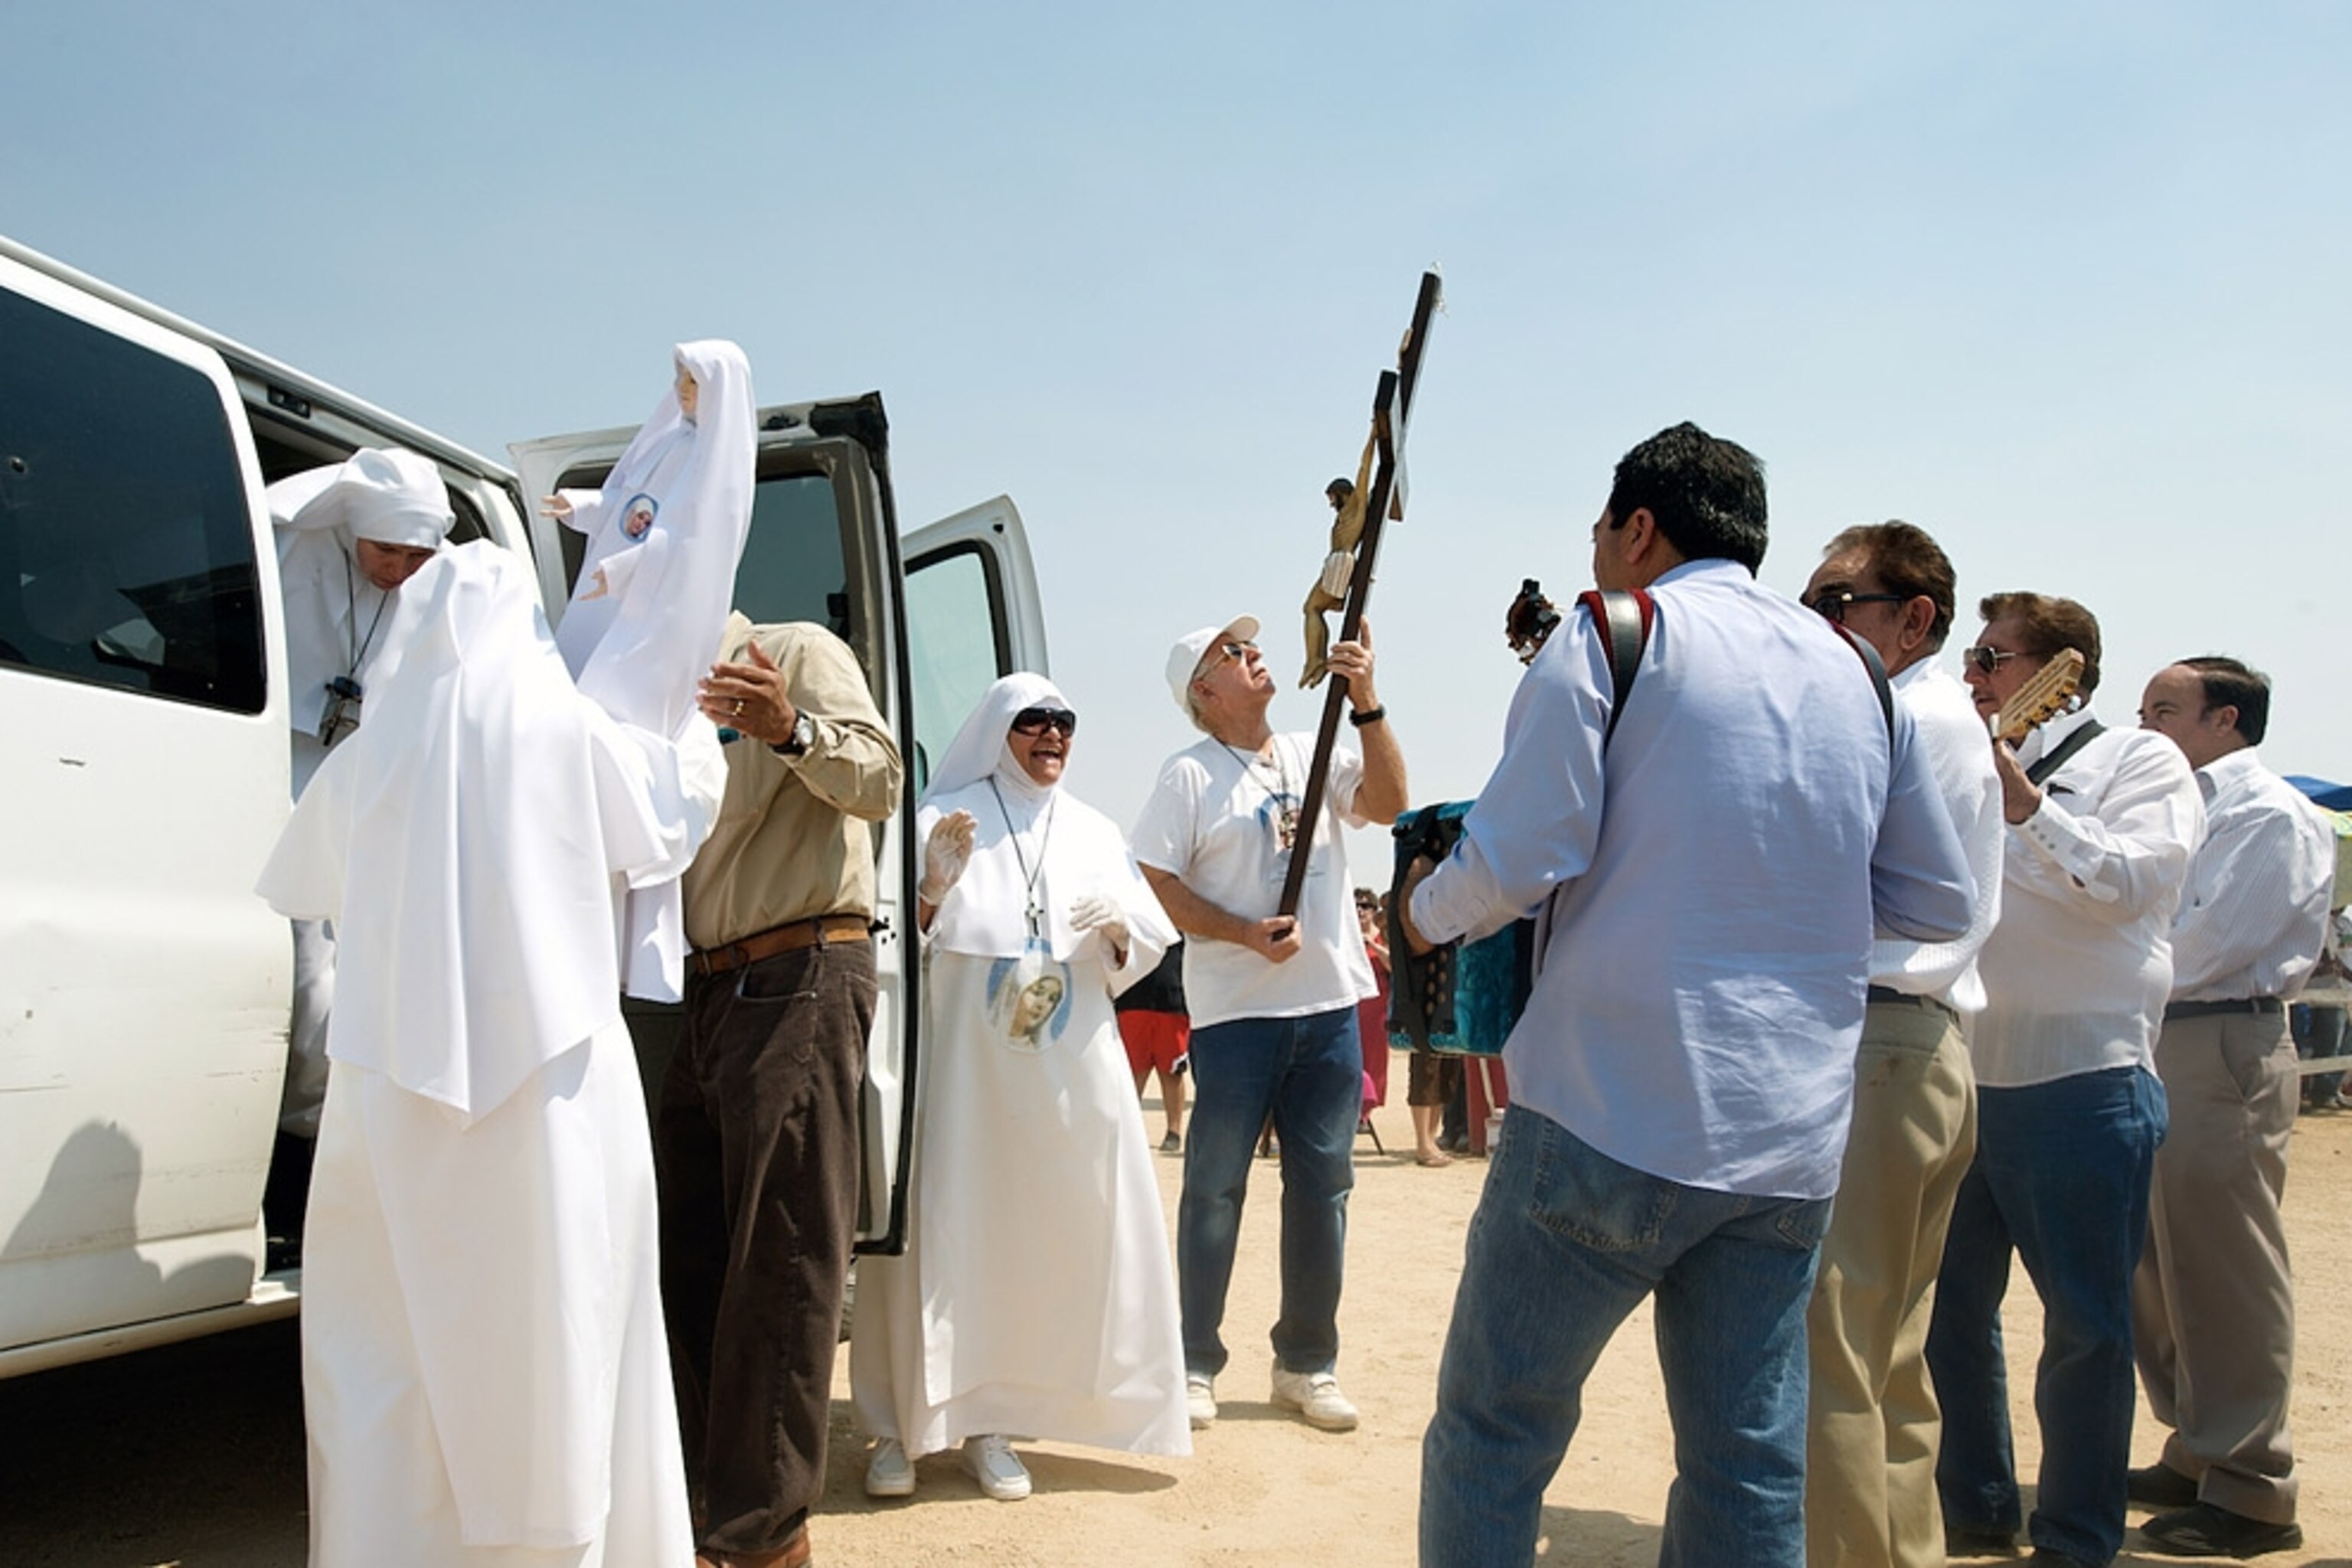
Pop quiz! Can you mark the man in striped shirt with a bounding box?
[2127,657,2332,1560]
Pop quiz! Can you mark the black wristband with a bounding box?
[1348,704,1387,728]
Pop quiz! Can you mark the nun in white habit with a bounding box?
[266,447,453,1151]
[850,673,1190,1504]
[545,339,757,1002]
[256,542,697,1568]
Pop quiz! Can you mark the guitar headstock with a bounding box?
[1992,647,2087,743]
[1504,578,1560,665]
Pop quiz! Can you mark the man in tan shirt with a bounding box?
[663,613,903,1568]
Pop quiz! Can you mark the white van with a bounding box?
[0,234,1047,1379]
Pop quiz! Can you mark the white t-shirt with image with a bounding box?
[1129,733,1377,1029]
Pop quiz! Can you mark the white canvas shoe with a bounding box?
[1269,1366,1360,1432]
[963,1433,1031,1501]
[864,1436,916,1498]
[1186,1372,1218,1429]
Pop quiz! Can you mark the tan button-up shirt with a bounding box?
[683,616,903,949]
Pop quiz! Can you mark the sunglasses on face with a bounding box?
[1217,639,1258,664]
[1960,645,2024,675]
[1010,706,1079,737]
[1805,588,1906,625]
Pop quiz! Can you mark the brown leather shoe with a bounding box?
[701,1526,812,1568]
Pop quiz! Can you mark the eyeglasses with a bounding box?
[1010,706,1079,737]
[1217,639,1257,664]
[1805,589,1907,624]
[1960,645,2024,675]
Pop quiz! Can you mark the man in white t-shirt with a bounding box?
[1130,616,1408,1435]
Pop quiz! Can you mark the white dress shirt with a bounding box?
[1971,707,2204,1088]
[1410,559,1974,1200]
[1871,660,2004,1012]
[2168,746,2333,1003]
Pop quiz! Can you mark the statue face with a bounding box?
[675,364,700,420]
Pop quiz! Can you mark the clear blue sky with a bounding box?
[7,2,2347,835]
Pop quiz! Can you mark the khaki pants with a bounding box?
[1805,999,1975,1568]
[2132,1011,2299,1524]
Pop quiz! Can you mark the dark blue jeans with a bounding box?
[2292,1001,2347,1102]
[1926,1065,2167,1566]
[1421,1106,1831,1568]
[1177,1005,1361,1377]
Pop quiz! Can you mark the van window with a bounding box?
[554,462,850,641]
[903,542,1011,794]
[0,289,265,713]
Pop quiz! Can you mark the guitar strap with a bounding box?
[1572,587,1896,746]
[1574,588,1655,750]
[1829,622,1897,737]
[2026,719,2105,786]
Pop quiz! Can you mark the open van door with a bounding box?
[900,495,1050,795]
[0,253,291,1370]
[508,397,1047,1256]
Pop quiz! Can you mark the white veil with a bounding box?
[920,674,1175,969]
[268,447,453,753]
[256,543,692,1123]
[553,339,757,741]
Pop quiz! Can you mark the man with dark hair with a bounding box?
[1799,523,2004,1568]
[2125,656,2331,1559]
[1405,425,1974,1567]
[1600,418,1770,570]
[1926,592,2203,1568]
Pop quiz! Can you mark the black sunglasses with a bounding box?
[1806,589,1906,624]
[1959,645,2024,675]
[1010,705,1079,737]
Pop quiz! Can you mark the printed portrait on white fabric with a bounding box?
[985,956,1073,1053]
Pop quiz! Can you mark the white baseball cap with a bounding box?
[1164,615,1261,717]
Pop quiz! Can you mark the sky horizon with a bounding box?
[7,2,2346,840]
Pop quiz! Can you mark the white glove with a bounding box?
[920,811,977,903]
[1318,549,1354,599]
[1067,894,1131,959]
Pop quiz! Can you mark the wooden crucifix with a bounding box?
[1277,269,1442,919]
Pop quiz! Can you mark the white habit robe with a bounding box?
[850,675,1191,1462]
[552,340,756,1004]
[265,447,455,1138]
[257,543,697,1568]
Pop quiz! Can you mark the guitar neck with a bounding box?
[1991,648,2086,743]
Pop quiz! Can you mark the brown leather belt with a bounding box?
[2163,997,2282,1022]
[689,914,872,978]
[1865,985,1962,1026]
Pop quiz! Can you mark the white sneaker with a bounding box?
[963,1433,1031,1501]
[1185,1371,1217,1429]
[1270,1366,1360,1432]
[864,1436,916,1498]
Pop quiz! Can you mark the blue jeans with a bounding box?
[1926,1066,2167,1566]
[1421,1106,1831,1568]
[1177,1005,1361,1377]
[2293,1001,2347,1102]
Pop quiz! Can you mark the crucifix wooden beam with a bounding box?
[1278,270,1442,919]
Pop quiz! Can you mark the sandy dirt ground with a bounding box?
[3,1094,2349,1566]
[812,1093,2352,1568]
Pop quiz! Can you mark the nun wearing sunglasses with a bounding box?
[850,674,1189,1504]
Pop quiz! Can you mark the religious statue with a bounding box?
[1299,446,1374,688]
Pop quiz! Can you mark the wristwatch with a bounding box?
[771,711,814,758]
